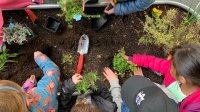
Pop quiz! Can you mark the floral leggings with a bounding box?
[26,51,60,112]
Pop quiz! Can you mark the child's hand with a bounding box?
[133,67,144,76]
[22,75,36,92]
[123,55,128,60]
[104,0,115,15]
[72,74,83,84]
[167,54,172,60]
[29,75,36,83]
[82,0,86,12]
[103,67,118,80]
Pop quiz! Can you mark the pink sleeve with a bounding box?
[0,0,35,9]
[132,54,175,86]
[0,9,4,45]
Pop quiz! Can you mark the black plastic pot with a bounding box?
[92,4,113,31]
[45,17,62,33]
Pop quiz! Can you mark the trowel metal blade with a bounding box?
[77,34,89,54]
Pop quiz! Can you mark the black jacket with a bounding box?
[58,79,117,112]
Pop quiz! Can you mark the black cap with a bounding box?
[121,76,178,112]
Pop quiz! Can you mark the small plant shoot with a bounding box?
[113,48,136,77]
[0,50,17,72]
[76,72,99,94]
[62,54,73,64]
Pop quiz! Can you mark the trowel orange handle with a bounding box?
[24,8,37,23]
[77,54,84,74]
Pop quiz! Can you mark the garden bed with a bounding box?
[0,5,188,86]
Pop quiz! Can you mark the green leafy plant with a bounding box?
[182,2,200,26]
[58,0,100,28]
[62,54,73,64]
[3,23,32,45]
[113,48,136,77]
[76,72,99,94]
[0,50,17,71]
[139,9,200,52]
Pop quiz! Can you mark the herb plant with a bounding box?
[139,9,200,52]
[58,0,100,28]
[62,54,73,64]
[113,48,136,77]
[0,50,17,71]
[3,23,32,45]
[76,72,99,94]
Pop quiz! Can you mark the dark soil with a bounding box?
[0,5,186,86]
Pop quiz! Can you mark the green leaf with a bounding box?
[113,48,136,77]
[75,72,99,94]
[0,50,17,72]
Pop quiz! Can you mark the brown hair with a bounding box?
[0,80,29,112]
[71,97,100,112]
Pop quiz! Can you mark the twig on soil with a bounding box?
[137,17,144,26]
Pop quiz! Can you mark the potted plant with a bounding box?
[113,48,136,78]
[58,0,100,28]
[3,22,35,45]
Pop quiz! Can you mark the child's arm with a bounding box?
[128,54,175,86]
[103,67,122,112]
[59,79,76,107]
[59,74,82,108]
[114,0,155,16]
[108,78,122,112]
[128,54,170,76]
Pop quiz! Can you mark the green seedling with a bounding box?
[76,72,99,94]
[0,50,17,72]
[113,48,136,77]
[62,54,73,64]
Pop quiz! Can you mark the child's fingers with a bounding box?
[134,67,140,75]
[138,67,143,74]
[124,55,128,60]
[76,79,82,84]
[103,72,108,79]
[104,9,114,15]
[74,73,81,77]
[34,51,42,57]
[77,75,83,80]
[134,67,144,76]
[30,75,36,83]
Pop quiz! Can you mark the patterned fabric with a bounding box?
[26,52,60,112]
